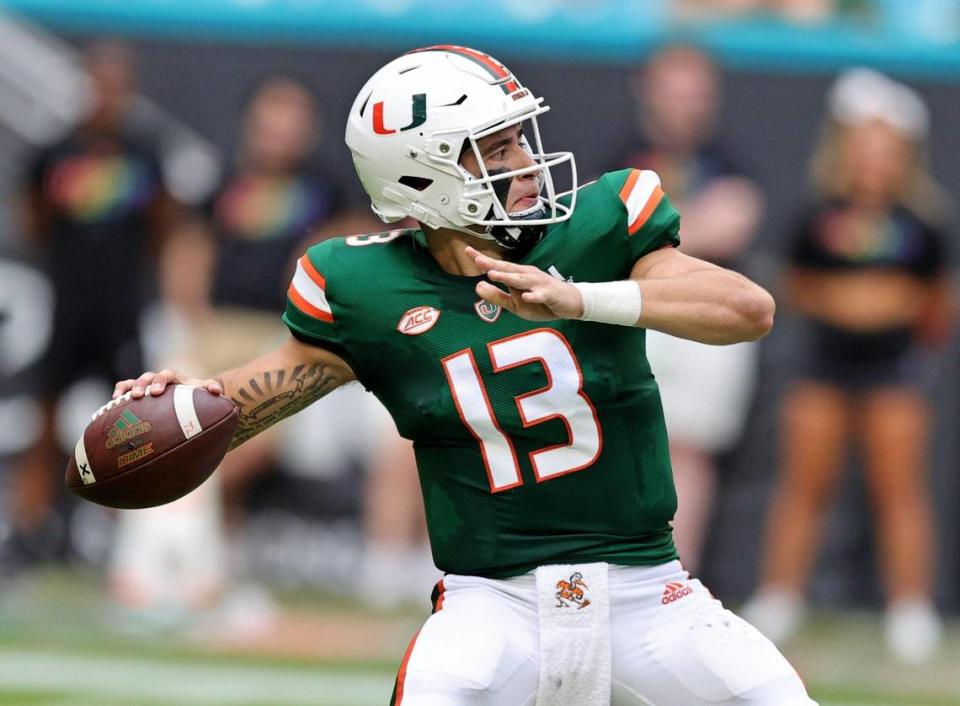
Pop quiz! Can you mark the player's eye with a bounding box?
[484,146,506,164]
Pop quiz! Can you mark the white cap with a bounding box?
[829,67,930,139]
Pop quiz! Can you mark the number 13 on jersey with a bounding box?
[441,329,603,493]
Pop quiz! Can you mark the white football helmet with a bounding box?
[345,45,577,250]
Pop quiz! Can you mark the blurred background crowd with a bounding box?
[1,0,959,686]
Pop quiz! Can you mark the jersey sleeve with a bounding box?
[601,169,681,261]
[282,240,346,353]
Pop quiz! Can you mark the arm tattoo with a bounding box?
[227,363,342,449]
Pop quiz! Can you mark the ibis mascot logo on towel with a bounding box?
[555,572,592,610]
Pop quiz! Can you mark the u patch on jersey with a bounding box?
[474,299,501,323]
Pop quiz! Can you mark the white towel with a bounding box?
[535,562,611,706]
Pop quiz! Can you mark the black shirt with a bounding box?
[790,200,946,280]
[27,130,166,306]
[207,169,340,311]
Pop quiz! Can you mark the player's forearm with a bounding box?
[634,269,775,344]
[214,338,354,449]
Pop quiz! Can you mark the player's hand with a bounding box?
[111,369,223,401]
[466,246,583,322]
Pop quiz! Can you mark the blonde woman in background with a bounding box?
[743,69,953,663]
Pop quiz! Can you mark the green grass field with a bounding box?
[1,570,957,705]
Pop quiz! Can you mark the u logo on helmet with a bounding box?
[373,93,427,135]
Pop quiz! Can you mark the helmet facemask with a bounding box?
[447,109,577,250]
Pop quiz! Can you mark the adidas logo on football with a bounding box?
[661,582,693,605]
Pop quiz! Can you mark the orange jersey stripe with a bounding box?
[618,169,641,204]
[288,284,333,323]
[299,255,327,290]
[628,186,664,235]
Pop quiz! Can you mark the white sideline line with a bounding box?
[0,649,394,705]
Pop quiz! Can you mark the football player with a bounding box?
[115,46,816,705]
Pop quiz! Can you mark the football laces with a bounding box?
[92,390,134,421]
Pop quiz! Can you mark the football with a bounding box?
[65,385,239,509]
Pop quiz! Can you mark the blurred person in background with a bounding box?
[614,45,764,571]
[3,40,178,573]
[742,69,952,664]
[191,75,345,528]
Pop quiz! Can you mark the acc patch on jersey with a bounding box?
[398,306,440,335]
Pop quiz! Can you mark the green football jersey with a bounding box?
[284,169,681,578]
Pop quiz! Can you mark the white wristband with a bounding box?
[572,280,643,326]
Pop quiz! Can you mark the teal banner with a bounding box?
[2,0,960,79]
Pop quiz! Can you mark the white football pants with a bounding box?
[392,561,817,706]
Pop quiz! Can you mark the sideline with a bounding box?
[0,648,394,705]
